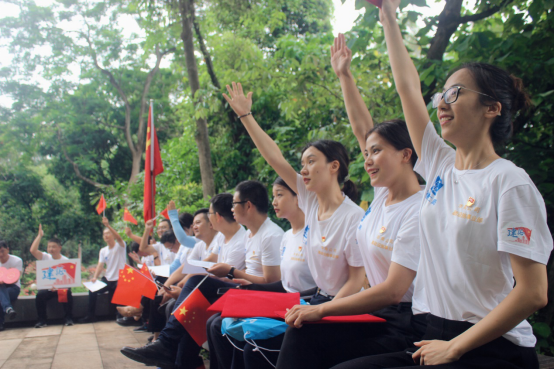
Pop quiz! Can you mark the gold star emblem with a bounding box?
[180,307,188,316]
[70,265,74,269]
[379,226,386,234]
[127,267,134,274]
[466,197,475,207]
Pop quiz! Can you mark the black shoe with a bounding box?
[34,320,47,328]
[117,316,142,327]
[65,317,74,326]
[133,323,148,332]
[5,307,16,320]
[78,316,96,324]
[120,341,176,368]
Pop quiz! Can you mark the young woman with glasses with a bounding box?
[334,0,552,368]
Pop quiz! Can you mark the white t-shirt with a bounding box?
[153,242,177,266]
[42,253,68,261]
[99,241,127,281]
[0,255,23,287]
[296,174,365,296]
[189,233,222,261]
[280,229,316,293]
[140,255,156,267]
[244,218,284,277]
[217,226,247,270]
[356,186,423,303]
[179,245,193,264]
[412,121,553,347]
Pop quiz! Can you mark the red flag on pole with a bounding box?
[173,283,212,346]
[112,265,158,307]
[143,101,164,223]
[139,263,154,282]
[96,194,106,215]
[160,208,169,220]
[123,208,138,225]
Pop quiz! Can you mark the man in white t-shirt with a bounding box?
[0,240,23,331]
[79,217,126,324]
[30,225,74,328]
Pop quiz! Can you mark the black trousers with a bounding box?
[87,277,118,318]
[276,303,427,369]
[208,290,333,369]
[36,289,73,321]
[332,314,539,369]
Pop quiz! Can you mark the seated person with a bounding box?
[127,239,160,268]
[127,218,177,266]
[30,224,75,327]
[79,217,126,323]
[0,240,23,331]
[121,180,284,368]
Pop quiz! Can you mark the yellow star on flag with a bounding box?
[127,267,134,274]
[70,265,74,269]
[180,307,188,316]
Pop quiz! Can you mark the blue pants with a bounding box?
[158,275,238,368]
[0,284,20,324]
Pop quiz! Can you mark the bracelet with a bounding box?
[237,112,252,119]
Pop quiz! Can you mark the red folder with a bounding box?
[218,290,301,318]
[274,311,386,324]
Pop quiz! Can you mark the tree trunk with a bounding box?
[178,0,216,199]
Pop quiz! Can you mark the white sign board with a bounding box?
[36,258,82,289]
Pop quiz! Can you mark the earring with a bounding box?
[497,112,501,117]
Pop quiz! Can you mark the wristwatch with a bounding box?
[227,267,236,280]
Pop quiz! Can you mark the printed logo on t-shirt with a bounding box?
[425,176,444,205]
[358,207,372,230]
[321,236,326,243]
[507,227,532,245]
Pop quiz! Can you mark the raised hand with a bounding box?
[145,219,154,231]
[128,252,140,263]
[167,200,177,212]
[222,82,253,117]
[380,0,401,22]
[38,224,44,238]
[102,217,110,227]
[330,33,352,79]
[125,226,132,237]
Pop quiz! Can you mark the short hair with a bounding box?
[210,193,235,223]
[48,237,62,247]
[131,242,140,253]
[235,180,269,214]
[179,213,194,229]
[0,240,7,250]
[160,230,177,244]
[159,218,172,229]
[193,208,210,222]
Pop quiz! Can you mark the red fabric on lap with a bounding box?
[219,291,300,318]
[274,311,386,323]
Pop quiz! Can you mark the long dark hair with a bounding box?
[449,62,532,145]
[301,140,357,200]
[365,119,418,168]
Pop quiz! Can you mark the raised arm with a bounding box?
[125,227,143,244]
[223,82,298,193]
[30,224,44,260]
[332,34,374,154]
[138,220,158,255]
[168,201,196,249]
[102,217,125,247]
[380,0,429,158]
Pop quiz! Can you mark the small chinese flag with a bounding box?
[140,263,154,283]
[365,0,382,8]
[96,194,107,215]
[123,208,138,225]
[58,289,68,303]
[112,265,157,307]
[160,208,169,220]
[52,263,77,280]
[173,288,212,346]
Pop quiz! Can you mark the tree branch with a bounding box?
[191,0,220,89]
[459,0,512,23]
[57,128,109,188]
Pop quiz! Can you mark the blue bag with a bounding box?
[221,317,288,341]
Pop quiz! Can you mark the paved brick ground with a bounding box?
[0,321,154,369]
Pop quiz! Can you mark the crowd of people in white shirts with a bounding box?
[1,2,552,368]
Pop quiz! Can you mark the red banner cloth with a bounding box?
[57,289,68,303]
[96,194,106,215]
[173,288,213,346]
[123,208,138,225]
[143,104,164,223]
[274,311,386,324]
[215,290,300,318]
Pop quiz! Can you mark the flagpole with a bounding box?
[150,99,155,221]
[171,274,209,315]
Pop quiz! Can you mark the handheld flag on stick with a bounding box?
[112,265,158,308]
[172,275,212,346]
[123,208,138,225]
[160,208,169,220]
[143,100,164,223]
[96,194,106,215]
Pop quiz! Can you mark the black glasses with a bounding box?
[431,86,496,109]
[232,201,248,206]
